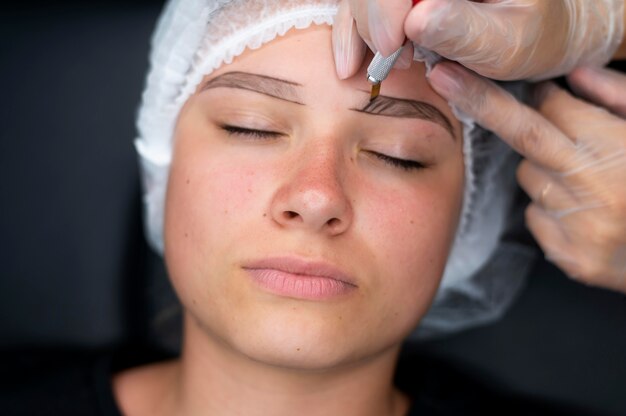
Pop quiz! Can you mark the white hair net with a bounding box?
[135,0,536,338]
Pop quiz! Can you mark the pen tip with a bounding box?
[370,83,381,101]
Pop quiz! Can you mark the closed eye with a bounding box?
[369,151,425,171]
[221,125,283,139]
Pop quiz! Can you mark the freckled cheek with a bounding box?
[360,183,462,287]
[349,181,462,334]
[187,167,266,238]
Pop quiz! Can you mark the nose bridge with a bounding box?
[296,142,343,194]
[270,137,352,234]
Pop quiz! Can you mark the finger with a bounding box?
[427,61,577,171]
[524,204,583,280]
[347,0,374,50]
[528,204,626,291]
[518,161,556,210]
[333,0,368,80]
[367,0,413,57]
[567,66,626,118]
[517,160,585,218]
[532,81,623,143]
[405,0,522,80]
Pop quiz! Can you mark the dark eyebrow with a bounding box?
[200,71,304,105]
[351,95,456,138]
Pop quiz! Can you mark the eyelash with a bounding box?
[222,125,281,139]
[221,125,424,171]
[369,151,425,171]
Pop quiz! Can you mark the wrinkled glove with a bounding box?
[427,62,626,293]
[333,0,624,81]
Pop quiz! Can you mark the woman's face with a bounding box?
[165,25,464,369]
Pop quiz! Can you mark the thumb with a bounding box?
[367,0,414,57]
[406,0,525,80]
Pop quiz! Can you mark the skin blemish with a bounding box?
[185,233,188,238]
[186,179,190,185]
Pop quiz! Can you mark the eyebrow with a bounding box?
[201,71,455,138]
[351,95,456,138]
[200,71,304,105]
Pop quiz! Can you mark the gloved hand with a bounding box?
[332,0,625,81]
[427,62,626,293]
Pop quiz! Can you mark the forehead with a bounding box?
[202,25,461,137]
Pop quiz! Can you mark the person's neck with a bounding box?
[163,315,409,416]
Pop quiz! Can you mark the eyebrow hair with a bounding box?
[200,71,304,105]
[352,95,456,138]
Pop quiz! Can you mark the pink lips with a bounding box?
[243,257,357,300]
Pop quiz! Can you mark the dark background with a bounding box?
[1,2,625,415]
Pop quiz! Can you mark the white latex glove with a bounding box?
[427,62,626,293]
[332,0,625,81]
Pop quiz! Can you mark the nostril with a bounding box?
[327,218,341,229]
[283,211,300,220]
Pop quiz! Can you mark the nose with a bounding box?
[270,148,353,236]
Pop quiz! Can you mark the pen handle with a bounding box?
[366,47,405,84]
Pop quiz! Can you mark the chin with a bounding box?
[222,299,414,372]
[232,331,365,371]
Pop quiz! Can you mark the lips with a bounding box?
[243,256,357,300]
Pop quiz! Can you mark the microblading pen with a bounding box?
[367,0,421,101]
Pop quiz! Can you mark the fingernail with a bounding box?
[427,63,464,99]
[368,0,396,56]
[332,25,353,80]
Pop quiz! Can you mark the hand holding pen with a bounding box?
[332,0,626,83]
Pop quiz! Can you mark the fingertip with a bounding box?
[566,67,597,97]
[405,0,453,45]
[332,5,368,80]
[368,0,412,57]
[566,66,624,101]
[566,66,610,101]
[566,66,626,117]
[567,66,604,83]
[427,62,468,101]
[339,37,367,80]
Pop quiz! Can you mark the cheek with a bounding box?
[366,187,461,338]
[164,144,271,293]
[357,168,464,314]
